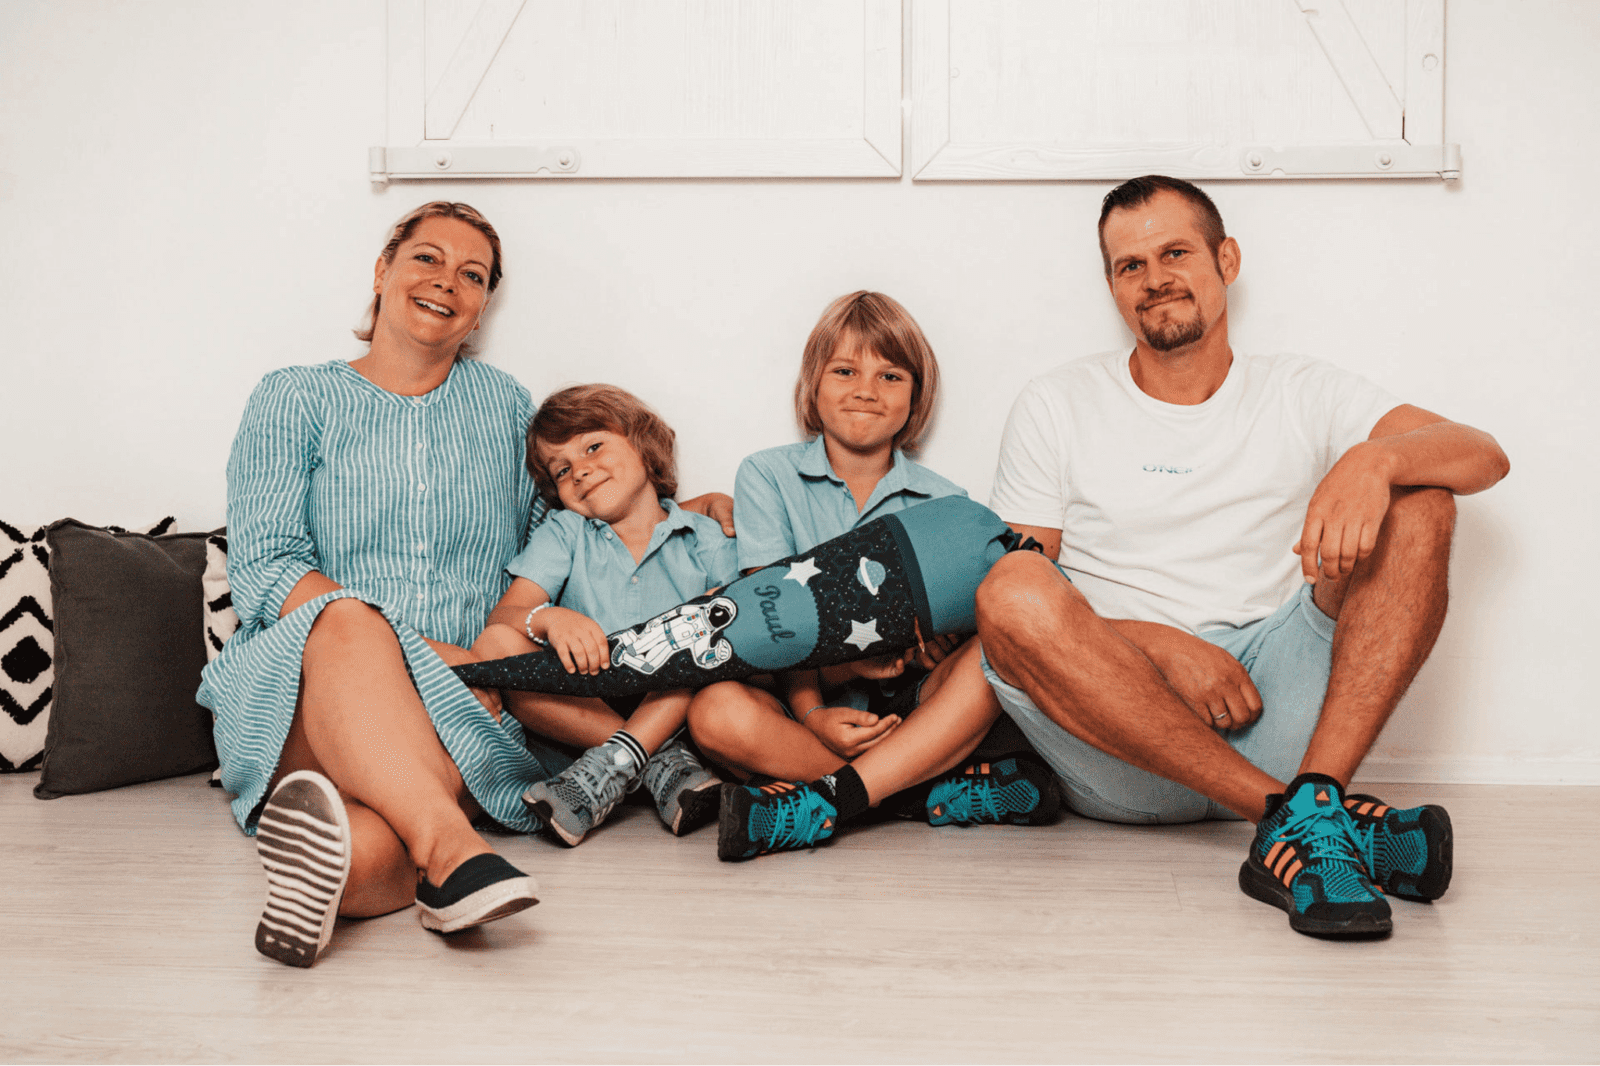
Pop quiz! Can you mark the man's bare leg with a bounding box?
[978,487,1456,822]
[1299,487,1455,784]
[976,552,1279,820]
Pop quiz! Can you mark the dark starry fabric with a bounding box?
[458,512,946,699]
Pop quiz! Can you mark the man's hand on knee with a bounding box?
[1296,443,1394,586]
[1109,621,1262,730]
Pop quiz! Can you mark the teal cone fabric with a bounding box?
[455,496,1017,697]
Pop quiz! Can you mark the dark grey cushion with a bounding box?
[35,520,218,798]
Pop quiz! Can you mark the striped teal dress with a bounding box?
[197,359,568,834]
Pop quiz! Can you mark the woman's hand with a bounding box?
[534,607,612,675]
[801,705,902,759]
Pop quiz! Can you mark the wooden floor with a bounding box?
[1,774,1596,1064]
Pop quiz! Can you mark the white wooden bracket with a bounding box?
[369,145,580,185]
[1238,142,1460,180]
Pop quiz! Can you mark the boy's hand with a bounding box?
[847,651,908,681]
[802,706,901,759]
[907,632,963,671]
[537,607,612,675]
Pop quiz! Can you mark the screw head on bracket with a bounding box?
[433,152,452,170]
[1375,151,1394,169]
[1244,151,1265,172]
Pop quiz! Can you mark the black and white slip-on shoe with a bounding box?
[416,853,539,934]
[254,770,352,968]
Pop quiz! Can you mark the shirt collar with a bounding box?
[797,436,939,500]
[796,435,838,480]
[589,498,698,564]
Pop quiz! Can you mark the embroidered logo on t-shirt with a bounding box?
[1142,464,1194,474]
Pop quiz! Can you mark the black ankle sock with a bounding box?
[810,765,870,822]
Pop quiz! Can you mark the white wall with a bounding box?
[2,1,1595,782]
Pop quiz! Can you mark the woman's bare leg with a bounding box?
[274,712,414,917]
[282,599,495,894]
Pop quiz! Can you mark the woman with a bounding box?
[199,202,726,968]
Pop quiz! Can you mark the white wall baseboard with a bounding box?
[1353,755,1600,786]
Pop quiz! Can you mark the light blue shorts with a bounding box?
[981,582,1335,824]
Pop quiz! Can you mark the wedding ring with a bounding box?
[1212,711,1229,721]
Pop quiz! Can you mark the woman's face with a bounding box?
[372,216,495,353]
[814,342,914,457]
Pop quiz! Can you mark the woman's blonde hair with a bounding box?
[355,201,505,346]
[794,291,941,454]
[527,384,678,507]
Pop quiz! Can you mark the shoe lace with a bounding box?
[1344,812,1378,874]
[1275,801,1366,872]
[755,789,831,850]
[944,775,1000,823]
[643,744,695,794]
[561,746,632,811]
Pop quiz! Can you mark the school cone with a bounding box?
[454,496,1023,697]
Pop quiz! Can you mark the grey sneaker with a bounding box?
[642,739,721,836]
[522,742,639,847]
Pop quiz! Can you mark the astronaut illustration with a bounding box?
[610,596,738,675]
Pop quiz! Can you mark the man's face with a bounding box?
[1102,189,1239,354]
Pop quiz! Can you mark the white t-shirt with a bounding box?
[989,351,1398,634]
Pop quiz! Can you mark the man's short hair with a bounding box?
[1097,175,1227,277]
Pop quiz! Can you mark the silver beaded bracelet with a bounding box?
[523,602,552,646]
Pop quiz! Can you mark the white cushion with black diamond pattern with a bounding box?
[0,520,52,772]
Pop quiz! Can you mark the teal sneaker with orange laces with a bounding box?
[1239,773,1392,938]
[1342,793,1453,901]
[717,780,837,861]
[925,756,1060,827]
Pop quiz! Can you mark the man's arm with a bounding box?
[1297,404,1510,584]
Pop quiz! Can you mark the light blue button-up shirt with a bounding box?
[506,498,739,633]
[733,436,968,572]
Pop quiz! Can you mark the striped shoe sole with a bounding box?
[253,770,351,968]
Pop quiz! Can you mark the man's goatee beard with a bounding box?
[1143,316,1206,352]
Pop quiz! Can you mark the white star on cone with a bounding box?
[843,618,882,651]
[785,557,822,586]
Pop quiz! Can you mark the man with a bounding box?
[976,175,1509,938]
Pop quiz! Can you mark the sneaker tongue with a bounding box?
[1287,772,1343,809]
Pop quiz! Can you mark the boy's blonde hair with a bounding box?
[527,384,678,506]
[794,291,941,454]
